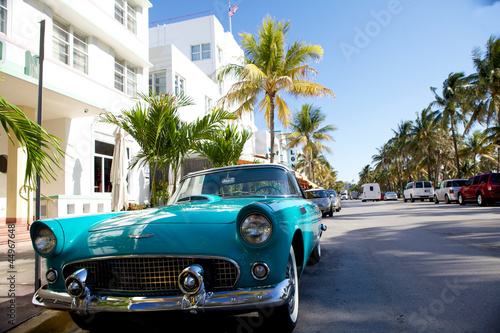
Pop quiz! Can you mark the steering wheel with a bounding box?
[255,186,284,195]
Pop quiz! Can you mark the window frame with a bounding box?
[149,71,167,95]
[174,73,185,96]
[94,140,114,194]
[115,0,137,34]
[52,19,89,74]
[115,57,137,96]
[191,43,211,61]
[0,0,7,35]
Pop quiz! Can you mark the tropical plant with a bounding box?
[431,72,471,177]
[193,124,252,168]
[358,165,373,185]
[459,130,497,174]
[100,92,234,204]
[285,104,336,182]
[217,16,335,163]
[467,35,500,170]
[0,96,64,188]
[409,107,441,182]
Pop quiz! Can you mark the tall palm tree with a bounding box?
[409,107,441,181]
[467,36,500,170]
[100,92,233,201]
[358,165,373,185]
[217,16,335,163]
[459,130,497,174]
[391,120,414,183]
[285,104,336,181]
[431,72,470,177]
[0,96,64,188]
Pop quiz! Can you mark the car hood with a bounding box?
[57,196,283,258]
[89,197,253,232]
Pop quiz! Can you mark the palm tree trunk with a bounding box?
[450,117,461,178]
[269,95,275,163]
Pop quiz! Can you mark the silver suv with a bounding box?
[434,179,467,204]
[403,181,435,202]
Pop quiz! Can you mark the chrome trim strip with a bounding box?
[32,278,292,313]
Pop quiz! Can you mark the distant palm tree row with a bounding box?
[361,36,500,193]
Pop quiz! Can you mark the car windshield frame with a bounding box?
[305,190,328,199]
[168,167,300,204]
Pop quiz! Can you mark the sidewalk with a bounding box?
[0,230,75,333]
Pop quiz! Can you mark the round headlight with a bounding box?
[240,214,272,245]
[34,227,57,255]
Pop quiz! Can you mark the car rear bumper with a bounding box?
[32,278,292,313]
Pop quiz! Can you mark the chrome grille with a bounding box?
[63,257,239,294]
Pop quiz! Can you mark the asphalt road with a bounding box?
[3,199,500,332]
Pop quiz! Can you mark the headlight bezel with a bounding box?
[34,226,57,255]
[239,213,273,246]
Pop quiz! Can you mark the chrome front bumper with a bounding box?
[33,278,292,313]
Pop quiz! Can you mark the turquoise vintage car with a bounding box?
[30,164,326,331]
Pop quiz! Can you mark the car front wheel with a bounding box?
[264,246,299,332]
[434,195,439,204]
[329,204,334,217]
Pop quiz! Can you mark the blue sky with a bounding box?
[148,0,500,183]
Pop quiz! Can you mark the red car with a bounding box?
[457,172,500,206]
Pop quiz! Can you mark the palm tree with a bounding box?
[467,36,500,170]
[217,16,335,163]
[431,72,471,178]
[409,107,441,182]
[0,96,64,188]
[193,124,252,168]
[358,165,373,185]
[100,92,233,202]
[391,120,414,183]
[459,130,497,174]
[285,104,336,181]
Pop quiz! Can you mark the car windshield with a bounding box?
[327,190,336,197]
[169,167,299,203]
[305,190,328,199]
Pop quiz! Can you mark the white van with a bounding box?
[361,183,381,202]
[403,181,434,202]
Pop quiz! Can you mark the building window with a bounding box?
[52,20,88,74]
[149,71,166,95]
[0,0,7,34]
[115,0,137,34]
[205,96,212,114]
[94,141,114,193]
[191,43,210,61]
[175,74,185,95]
[115,58,137,96]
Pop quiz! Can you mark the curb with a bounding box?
[7,310,75,333]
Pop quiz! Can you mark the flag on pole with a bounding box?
[229,5,238,17]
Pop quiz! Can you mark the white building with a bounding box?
[0,0,152,224]
[149,13,260,174]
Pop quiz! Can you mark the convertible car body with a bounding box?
[31,164,326,331]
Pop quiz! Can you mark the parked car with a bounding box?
[326,189,342,212]
[305,189,334,217]
[339,190,348,200]
[380,192,385,200]
[403,181,434,202]
[457,172,500,206]
[434,179,468,204]
[30,164,327,332]
[384,192,398,201]
[361,183,381,202]
[350,191,359,200]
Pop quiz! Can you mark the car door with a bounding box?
[465,176,480,200]
[437,181,445,201]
